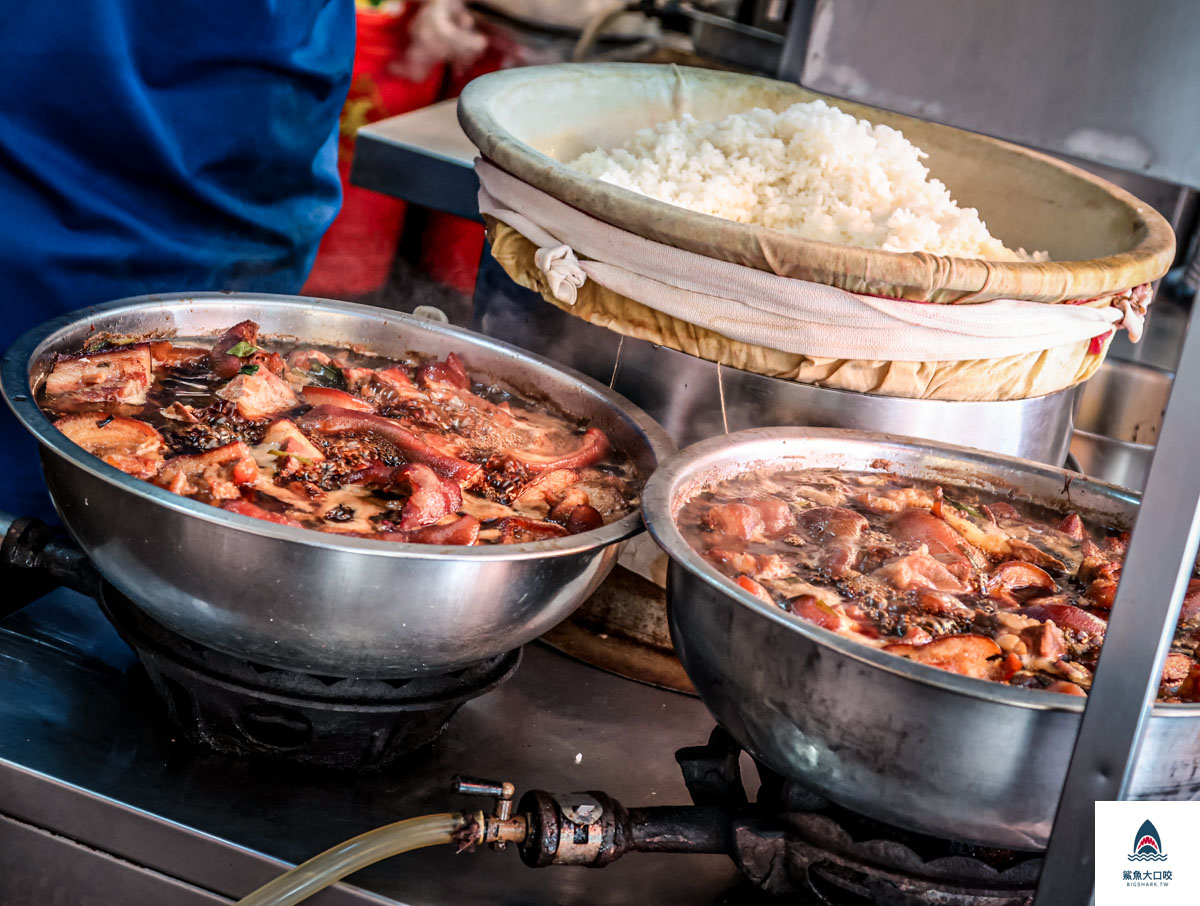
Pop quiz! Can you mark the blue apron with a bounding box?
[0,0,354,519]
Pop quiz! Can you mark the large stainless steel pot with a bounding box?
[473,262,1077,464]
[642,428,1200,850]
[2,293,674,678]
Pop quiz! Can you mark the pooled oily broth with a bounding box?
[37,321,639,546]
[679,468,1200,701]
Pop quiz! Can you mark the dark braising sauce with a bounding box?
[38,321,639,546]
[678,468,1200,700]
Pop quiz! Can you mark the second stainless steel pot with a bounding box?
[643,427,1200,850]
[2,294,674,678]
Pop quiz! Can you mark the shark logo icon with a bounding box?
[1128,819,1168,862]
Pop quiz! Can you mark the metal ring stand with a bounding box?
[1034,309,1200,904]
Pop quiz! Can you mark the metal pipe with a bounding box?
[454,777,514,800]
[626,805,732,854]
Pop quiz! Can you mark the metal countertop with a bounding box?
[0,589,742,904]
[351,100,481,222]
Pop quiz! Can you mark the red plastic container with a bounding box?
[303,6,445,299]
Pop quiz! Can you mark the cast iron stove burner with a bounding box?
[97,584,521,771]
[689,729,1042,905]
[730,802,1041,905]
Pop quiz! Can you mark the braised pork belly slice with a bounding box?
[986,561,1057,608]
[260,419,324,462]
[149,341,209,370]
[345,366,426,410]
[216,369,299,420]
[884,635,1011,681]
[873,553,967,594]
[55,414,165,479]
[515,469,580,508]
[44,346,154,412]
[890,509,983,580]
[287,348,339,384]
[381,463,463,531]
[490,516,569,544]
[415,351,470,390]
[153,441,259,501]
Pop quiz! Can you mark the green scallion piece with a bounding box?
[267,448,312,465]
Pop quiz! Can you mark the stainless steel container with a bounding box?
[474,274,1076,465]
[642,427,1200,851]
[1070,358,1173,490]
[2,293,674,678]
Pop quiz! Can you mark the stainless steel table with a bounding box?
[0,590,741,904]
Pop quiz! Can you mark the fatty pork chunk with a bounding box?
[54,414,165,479]
[43,344,154,412]
[209,321,298,421]
[698,497,794,597]
[42,339,212,415]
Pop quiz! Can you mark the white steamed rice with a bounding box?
[568,100,1044,262]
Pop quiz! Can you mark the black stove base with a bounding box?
[678,729,1041,906]
[732,817,1037,906]
[98,585,521,771]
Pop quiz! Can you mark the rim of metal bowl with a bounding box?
[1072,357,1173,452]
[642,426,1200,715]
[1072,426,1155,455]
[2,292,676,562]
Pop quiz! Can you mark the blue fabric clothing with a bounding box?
[0,1,354,520]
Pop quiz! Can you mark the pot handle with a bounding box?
[0,514,100,620]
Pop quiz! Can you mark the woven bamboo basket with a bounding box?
[459,63,1175,402]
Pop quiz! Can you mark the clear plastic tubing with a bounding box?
[236,812,472,906]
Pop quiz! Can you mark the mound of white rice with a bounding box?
[568,100,1044,262]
